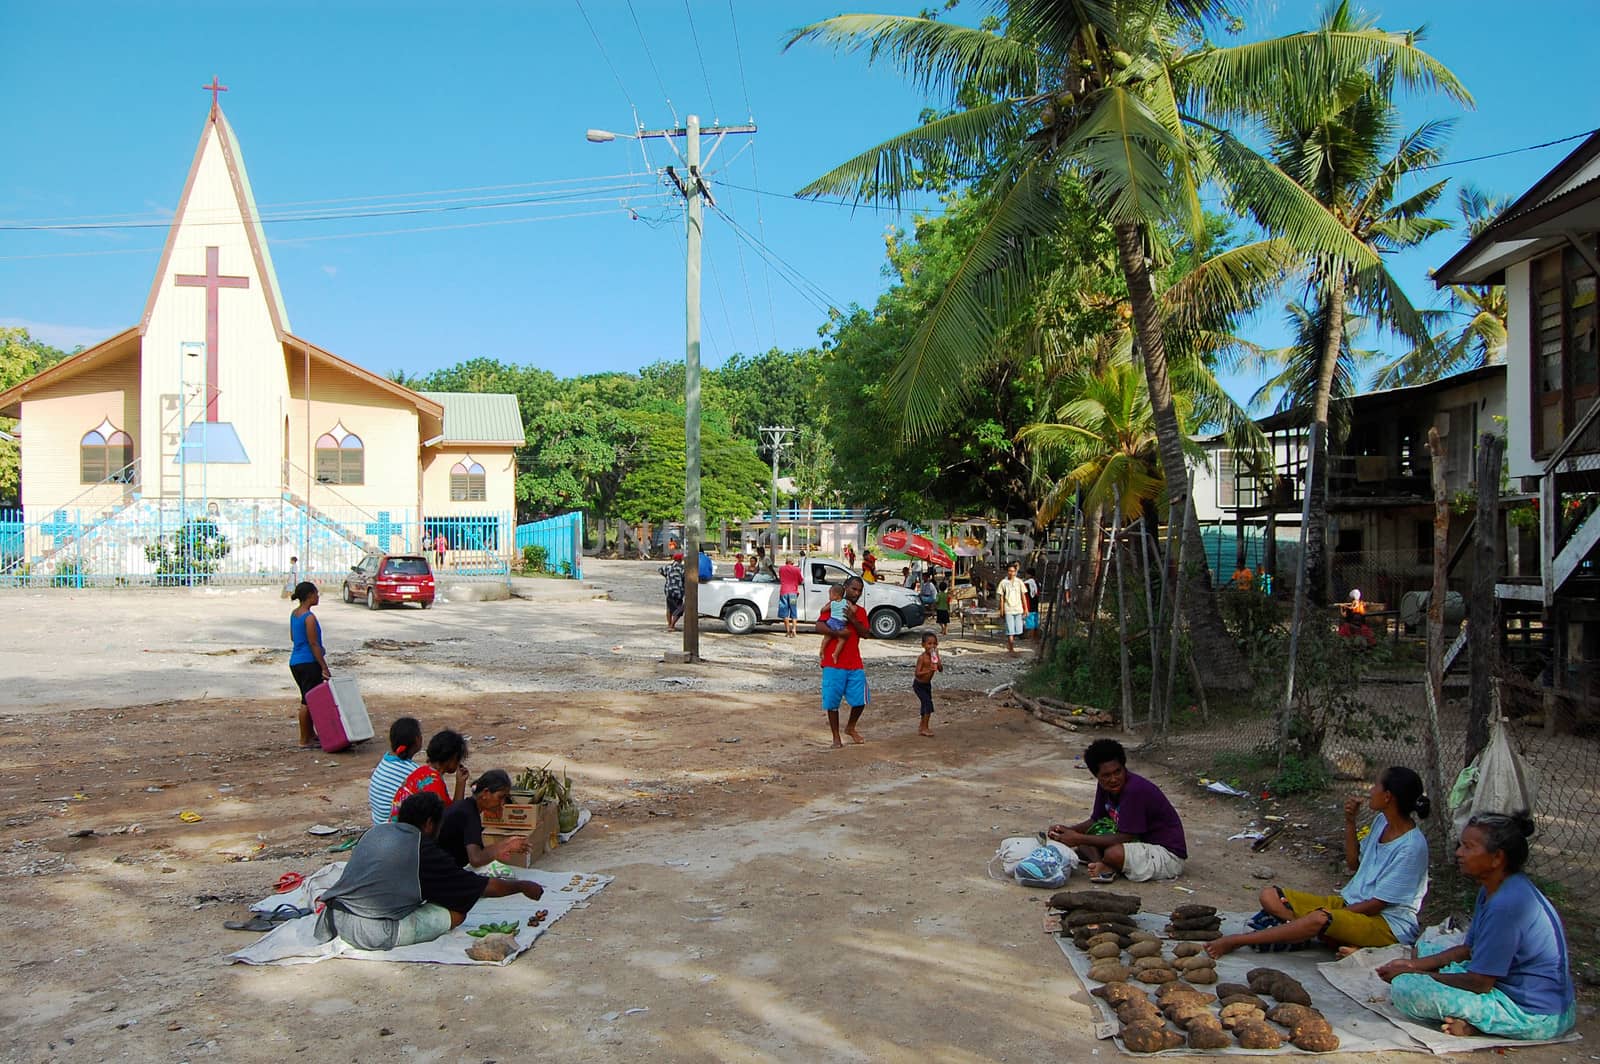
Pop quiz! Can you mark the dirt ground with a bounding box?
[0,560,1590,1062]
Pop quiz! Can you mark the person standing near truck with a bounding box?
[777,555,803,638]
[816,576,871,748]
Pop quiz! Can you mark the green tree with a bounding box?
[1231,1,1466,601]
[1376,185,1508,387]
[788,0,1465,690]
[0,328,70,505]
[610,410,770,526]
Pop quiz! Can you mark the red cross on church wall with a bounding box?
[175,247,250,421]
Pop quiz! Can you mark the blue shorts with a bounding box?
[821,667,869,711]
[778,594,798,619]
[1004,612,1026,636]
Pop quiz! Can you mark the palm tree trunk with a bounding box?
[1114,222,1249,692]
[1081,502,1104,620]
[1306,273,1348,606]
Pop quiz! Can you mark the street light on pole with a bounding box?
[588,114,756,664]
[760,426,794,555]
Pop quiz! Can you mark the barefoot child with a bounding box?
[819,584,852,665]
[913,632,942,736]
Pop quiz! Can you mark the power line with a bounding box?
[574,0,641,118]
[726,0,754,121]
[708,201,842,316]
[0,199,673,261]
[625,0,679,126]
[745,149,780,347]
[0,181,658,231]
[0,171,651,226]
[1415,127,1600,171]
[681,0,718,122]
[711,178,949,217]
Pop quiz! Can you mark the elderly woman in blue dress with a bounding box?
[1378,814,1576,1040]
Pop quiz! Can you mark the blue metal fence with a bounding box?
[0,500,514,588]
[514,512,583,579]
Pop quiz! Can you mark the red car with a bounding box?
[343,553,435,610]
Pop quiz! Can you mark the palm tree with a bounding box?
[1223,1,1467,600]
[1376,186,1509,387]
[788,0,1464,689]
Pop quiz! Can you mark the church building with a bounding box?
[0,93,523,582]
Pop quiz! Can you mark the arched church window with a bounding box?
[81,420,134,484]
[450,459,486,502]
[315,424,364,486]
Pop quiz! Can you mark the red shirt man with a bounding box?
[815,576,871,747]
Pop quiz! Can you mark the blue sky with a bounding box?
[1,0,1596,411]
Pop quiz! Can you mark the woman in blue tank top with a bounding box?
[289,581,330,747]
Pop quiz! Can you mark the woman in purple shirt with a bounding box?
[1048,739,1187,883]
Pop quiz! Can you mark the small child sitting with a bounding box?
[733,554,746,580]
[820,584,852,665]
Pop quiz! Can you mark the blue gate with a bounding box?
[514,512,583,579]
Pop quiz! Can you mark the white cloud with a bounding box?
[320,264,338,278]
[0,318,121,351]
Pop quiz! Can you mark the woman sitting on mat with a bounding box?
[1206,766,1430,959]
[1379,814,1575,1040]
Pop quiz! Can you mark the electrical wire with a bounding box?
[1413,127,1600,171]
[707,201,841,316]
[682,0,718,122]
[0,198,673,260]
[726,0,754,122]
[0,172,652,227]
[703,235,741,358]
[0,181,659,232]
[710,178,948,217]
[574,0,642,118]
[626,0,679,127]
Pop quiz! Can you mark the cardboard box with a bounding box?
[481,800,560,868]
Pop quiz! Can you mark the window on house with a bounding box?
[80,426,133,483]
[1531,243,1600,456]
[450,460,486,502]
[1215,449,1238,509]
[315,429,364,485]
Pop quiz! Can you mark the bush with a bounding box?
[51,556,85,588]
[521,544,548,572]
[1211,748,1330,797]
[144,517,230,586]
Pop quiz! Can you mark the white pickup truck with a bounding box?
[697,560,928,639]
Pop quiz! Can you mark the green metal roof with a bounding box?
[419,391,525,444]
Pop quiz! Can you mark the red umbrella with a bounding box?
[877,530,955,569]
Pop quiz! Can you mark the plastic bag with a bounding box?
[1451,715,1538,837]
[989,836,1040,880]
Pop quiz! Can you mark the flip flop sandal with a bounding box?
[223,915,277,932]
[1246,909,1286,931]
[273,872,305,893]
[1088,870,1118,885]
[326,837,359,852]
[267,903,311,922]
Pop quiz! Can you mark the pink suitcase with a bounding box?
[306,676,374,753]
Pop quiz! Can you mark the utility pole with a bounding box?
[761,425,794,556]
[591,114,756,663]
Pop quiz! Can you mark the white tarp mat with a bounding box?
[1318,942,1580,1055]
[229,862,610,966]
[1058,911,1419,1055]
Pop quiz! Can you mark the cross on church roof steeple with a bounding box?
[203,76,228,110]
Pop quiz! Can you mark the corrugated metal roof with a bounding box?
[419,391,525,444]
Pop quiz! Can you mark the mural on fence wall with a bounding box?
[0,499,525,588]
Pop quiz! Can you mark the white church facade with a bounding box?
[0,97,523,584]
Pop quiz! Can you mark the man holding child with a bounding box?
[815,576,870,748]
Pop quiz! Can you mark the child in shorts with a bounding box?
[820,584,852,666]
[913,632,942,736]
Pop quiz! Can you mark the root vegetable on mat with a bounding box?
[1170,904,1217,921]
[1220,994,1268,1011]
[1266,1003,1321,1027]
[1175,953,1215,972]
[1182,967,1218,985]
[1065,910,1139,929]
[1089,962,1133,983]
[1165,929,1222,941]
[1247,969,1313,1006]
[1187,1022,1232,1050]
[1170,941,1204,958]
[1118,1001,1163,1025]
[1085,931,1123,949]
[1219,1003,1265,1028]
[1133,968,1178,985]
[1088,942,1123,960]
[1214,983,1253,1000]
[1235,1020,1284,1049]
[1168,913,1223,931]
[1093,982,1149,1008]
[1156,984,1214,1004]
[1049,890,1142,914]
[1133,955,1173,972]
[1127,930,1161,944]
[1127,940,1163,959]
[1119,1021,1184,1053]
[1291,1019,1341,1052]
